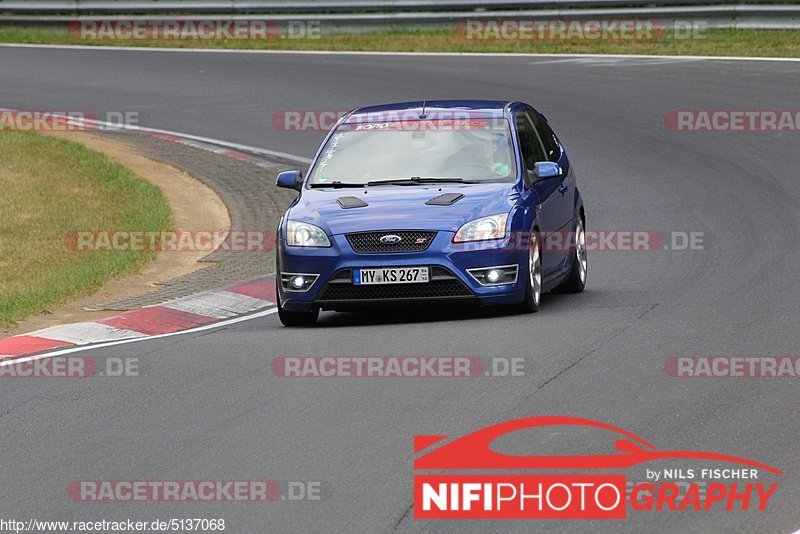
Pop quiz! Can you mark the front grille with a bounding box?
[346,231,437,254]
[317,267,472,302]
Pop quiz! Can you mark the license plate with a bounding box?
[353,267,429,285]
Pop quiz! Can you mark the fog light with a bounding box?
[281,272,318,292]
[467,265,519,286]
[291,276,305,289]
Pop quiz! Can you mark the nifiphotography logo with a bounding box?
[413,416,781,520]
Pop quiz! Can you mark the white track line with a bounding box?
[2,42,800,63]
[80,118,312,165]
[0,107,313,165]
[0,307,279,368]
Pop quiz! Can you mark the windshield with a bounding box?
[307,119,517,186]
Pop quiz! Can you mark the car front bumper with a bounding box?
[277,231,528,312]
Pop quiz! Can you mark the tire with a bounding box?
[554,214,587,293]
[276,279,319,326]
[519,229,542,313]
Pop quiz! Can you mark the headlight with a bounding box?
[286,221,331,247]
[453,213,509,243]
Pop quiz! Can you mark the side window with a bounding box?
[515,112,547,172]
[531,112,562,163]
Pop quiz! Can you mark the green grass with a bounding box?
[1,26,799,57]
[0,131,172,327]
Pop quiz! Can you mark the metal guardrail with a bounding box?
[1,0,799,29]
[0,0,794,13]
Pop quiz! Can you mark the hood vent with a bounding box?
[337,196,369,209]
[425,193,464,206]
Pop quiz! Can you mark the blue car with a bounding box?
[275,100,586,326]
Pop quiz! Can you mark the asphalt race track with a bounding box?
[2,46,800,532]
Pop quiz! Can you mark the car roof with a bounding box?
[345,100,516,123]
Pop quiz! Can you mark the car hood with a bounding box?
[288,183,517,235]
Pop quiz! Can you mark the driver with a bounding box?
[480,135,510,177]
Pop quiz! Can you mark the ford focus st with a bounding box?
[275,100,587,326]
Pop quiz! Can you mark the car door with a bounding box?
[514,110,569,274]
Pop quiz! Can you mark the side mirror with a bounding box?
[533,162,562,180]
[276,170,304,191]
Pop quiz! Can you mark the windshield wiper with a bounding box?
[308,181,367,188]
[365,178,426,186]
[310,177,483,188]
[410,177,481,184]
[366,177,480,186]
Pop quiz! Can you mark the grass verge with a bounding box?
[0,131,172,327]
[0,27,799,57]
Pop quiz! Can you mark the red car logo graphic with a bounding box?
[414,416,782,473]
